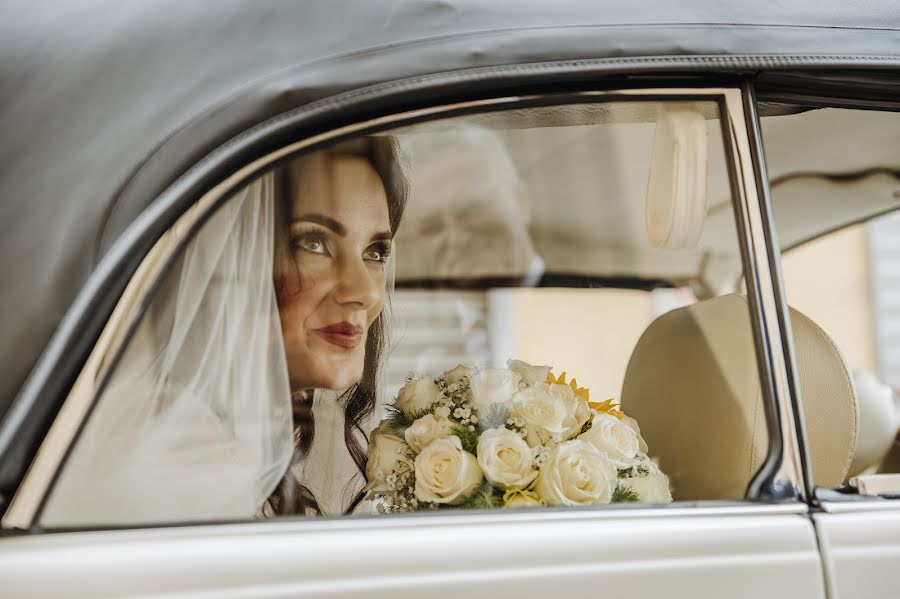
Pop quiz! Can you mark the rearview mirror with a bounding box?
[645,103,709,249]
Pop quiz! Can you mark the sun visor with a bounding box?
[645,103,710,250]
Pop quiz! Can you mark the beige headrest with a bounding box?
[621,294,858,500]
[851,371,899,477]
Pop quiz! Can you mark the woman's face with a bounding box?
[278,153,392,391]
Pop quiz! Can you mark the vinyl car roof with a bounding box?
[1,0,899,431]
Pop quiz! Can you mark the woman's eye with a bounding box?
[293,233,328,255]
[364,242,391,263]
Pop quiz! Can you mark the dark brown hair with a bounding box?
[271,136,408,515]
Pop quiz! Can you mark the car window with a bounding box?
[41,98,765,528]
[762,106,900,495]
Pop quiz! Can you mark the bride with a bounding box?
[269,138,408,516]
[41,136,408,525]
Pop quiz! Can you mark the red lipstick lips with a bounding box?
[313,322,363,349]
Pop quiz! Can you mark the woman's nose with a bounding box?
[333,256,382,309]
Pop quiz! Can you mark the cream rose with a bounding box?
[404,413,452,453]
[394,376,443,414]
[620,465,672,503]
[365,431,409,493]
[469,368,521,415]
[414,436,484,504]
[510,385,566,446]
[547,383,591,438]
[622,415,649,454]
[511,383,590,446]
[506,359,552,385]
[579,413,640,468]
[504,490,543,508]
[476,428,539,490]
[444,363,475,385]
[371,419,395,438]
[535,440,617,506]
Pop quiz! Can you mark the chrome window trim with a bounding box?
[33,502,812,538]
[3,86,806,531]
[725,85,811,502]
[818,499,900,514]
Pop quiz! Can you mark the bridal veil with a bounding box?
[43,174,295,526]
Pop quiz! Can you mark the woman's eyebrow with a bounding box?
[293,213,345,235]
[370,230,392,242]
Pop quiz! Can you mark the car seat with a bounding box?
[620,293,896,500]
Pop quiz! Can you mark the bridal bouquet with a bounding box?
[365,360,671,512]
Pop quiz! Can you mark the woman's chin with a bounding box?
[292,359,363,391]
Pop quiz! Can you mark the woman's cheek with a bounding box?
[295,252,333,276]
[368,271,387,324]
[367,299,385,328]
[278,306,302,349]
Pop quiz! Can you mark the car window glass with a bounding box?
[42,98,762,528]
[762,106,900,494]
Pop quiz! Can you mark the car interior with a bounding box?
[385,102,900,502]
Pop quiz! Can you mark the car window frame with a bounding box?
[2,82,809,532]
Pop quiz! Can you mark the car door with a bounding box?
[1,83,827,598]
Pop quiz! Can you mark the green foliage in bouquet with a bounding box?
[617,465,650,478]
[611,485,641,503]
[449,423,479,454]
[461,480,505,510]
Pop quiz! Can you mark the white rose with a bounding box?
[504,491,543,508]
[371,419,395,438]
[622,415,649,453]
[511,383,590,446]
[365,432,409,493]
[535,440,617,506]
[414,436,484,504]
[510,385,566,445]
[476,428,539,491]
[444,363,475,385]
[506,359,552,385]
[394,376,443,414]
[579,413,640,468]
[620,465,672,503]
[404,413,452,453]
[469,368,521,415]
[547,383,591,438]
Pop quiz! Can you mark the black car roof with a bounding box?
[1,0,899,413]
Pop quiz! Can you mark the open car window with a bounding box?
[37,96,771,528]
[761,105,900,499]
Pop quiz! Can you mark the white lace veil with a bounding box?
[43,174,294,526]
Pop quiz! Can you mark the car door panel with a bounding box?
[1,510,825,598]
[814,508,900,599]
